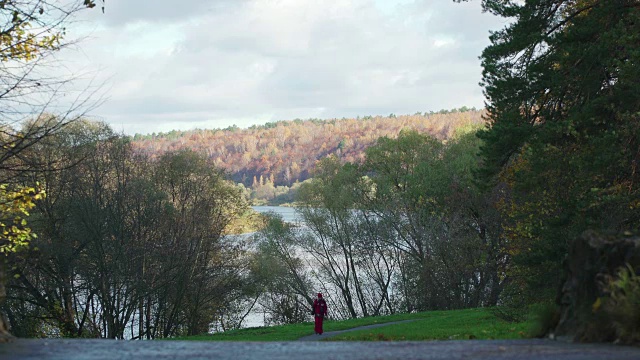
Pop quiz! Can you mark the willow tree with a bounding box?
[361,130,500,311]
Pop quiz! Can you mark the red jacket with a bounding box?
[313,298,327,318]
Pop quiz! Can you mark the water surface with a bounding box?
[251,206,301,224]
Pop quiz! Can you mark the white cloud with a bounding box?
[59,0,505,134]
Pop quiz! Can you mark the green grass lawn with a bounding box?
[329,308,532,341]
[173,308,534,341]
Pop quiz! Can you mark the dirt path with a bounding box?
[297,319,417,341]
[2,338,639,359]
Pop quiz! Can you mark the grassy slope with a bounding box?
[329,308,532,341]
[174,308,533,342]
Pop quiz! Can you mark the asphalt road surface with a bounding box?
[2,338,639,360]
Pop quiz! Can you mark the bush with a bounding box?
[528,302,560,338]
[589,264,640,344]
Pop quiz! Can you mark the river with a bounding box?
[232,206,303,328]
[251,206,301,224]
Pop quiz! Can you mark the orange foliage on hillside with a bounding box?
[131,110,484,186]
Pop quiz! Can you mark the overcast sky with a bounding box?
[64,0,507,135]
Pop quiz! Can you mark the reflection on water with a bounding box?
[251,206,300,224]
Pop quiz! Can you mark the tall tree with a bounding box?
[362,130,500,311]
[151,149,247,337]
[0,1,103,178]
[0,0,102,340]
[471,0,640,305]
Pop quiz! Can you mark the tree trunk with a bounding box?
[0,262,15,342]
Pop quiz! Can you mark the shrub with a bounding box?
[593,264,640,344]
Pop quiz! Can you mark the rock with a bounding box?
[554,230,640,342]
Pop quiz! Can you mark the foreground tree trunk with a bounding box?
[0,264,15,342]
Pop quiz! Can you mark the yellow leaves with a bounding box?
[0,183,45,254]
[0,13,63,63]
[592,297,602,312]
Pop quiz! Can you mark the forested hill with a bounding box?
[131,108,484,187]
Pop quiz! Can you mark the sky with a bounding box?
[61,0,507,135]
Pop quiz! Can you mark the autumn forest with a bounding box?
[131,108,482,187]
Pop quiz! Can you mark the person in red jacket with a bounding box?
[312,293,328,335]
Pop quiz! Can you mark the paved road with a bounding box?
[2,338,639,360]
[297,319,417,341]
